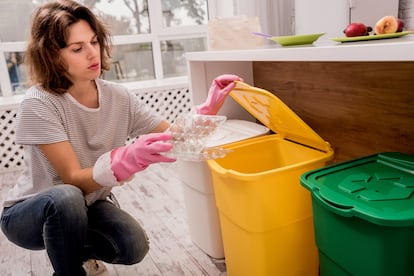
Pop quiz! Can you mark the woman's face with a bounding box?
[59,19,101,84]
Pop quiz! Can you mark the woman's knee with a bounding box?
[117,223,150,264]
[45,185,87,221]
[48,184,84,204]
[129,233,150,264]
[0,185,87,250]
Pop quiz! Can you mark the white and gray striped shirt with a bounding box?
[4,78,163,207]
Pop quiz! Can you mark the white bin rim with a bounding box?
[205,119,269,147]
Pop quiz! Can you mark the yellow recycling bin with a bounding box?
[207,81,334,276]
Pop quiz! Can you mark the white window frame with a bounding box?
[0,0,212,97]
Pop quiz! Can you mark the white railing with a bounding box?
[0,78,191,173]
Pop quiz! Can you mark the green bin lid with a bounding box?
[229,81,331,153]
[300,152,414,227]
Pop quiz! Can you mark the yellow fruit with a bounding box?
[374,15,398,34]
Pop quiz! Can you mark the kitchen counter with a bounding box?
[186,37,414,162]
[186,37,414,62]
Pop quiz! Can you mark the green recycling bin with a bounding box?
[301,152,414,276]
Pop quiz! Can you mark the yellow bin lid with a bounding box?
[229,81,331,153]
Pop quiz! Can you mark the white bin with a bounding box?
[177,119,269,258]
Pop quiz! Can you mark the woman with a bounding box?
[0,1,176,275]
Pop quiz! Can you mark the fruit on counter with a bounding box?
[396,18,405,32]
[343,23,372,37]
[374,15,399,34]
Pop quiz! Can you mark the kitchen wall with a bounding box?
[399,0,414,28]
[213,0,414,36]
[295,0,413,36]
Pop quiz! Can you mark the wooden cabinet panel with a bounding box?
[253,61,414,163]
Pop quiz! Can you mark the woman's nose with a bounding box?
[86,43,99,58]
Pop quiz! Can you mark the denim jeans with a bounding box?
[1,184,149,276]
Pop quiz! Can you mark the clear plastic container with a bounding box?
[165,113,229,161]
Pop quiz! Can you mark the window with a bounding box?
[0,0,209,97]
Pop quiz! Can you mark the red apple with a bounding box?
[397,18,405,32]
[343,23,372,37]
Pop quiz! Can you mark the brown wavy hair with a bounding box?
[25,0,112,94]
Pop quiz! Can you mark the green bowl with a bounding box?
[270,33,325,46]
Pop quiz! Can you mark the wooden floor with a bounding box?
[0,163,227,276]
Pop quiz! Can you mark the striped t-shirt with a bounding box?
[3,78,163,207]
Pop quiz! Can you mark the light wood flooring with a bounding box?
[0,163,227,276]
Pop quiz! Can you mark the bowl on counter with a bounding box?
[269,33,326,46]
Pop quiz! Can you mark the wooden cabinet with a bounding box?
[253,61,414,162]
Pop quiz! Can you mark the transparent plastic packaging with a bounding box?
[165,113,231,161]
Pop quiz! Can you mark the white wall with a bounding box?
[209,0,414,35]
[295,0,400,37]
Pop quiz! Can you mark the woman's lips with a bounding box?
[88,63,100,70]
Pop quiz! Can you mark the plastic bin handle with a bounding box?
[379,152,414,169]
[314,192,355,217]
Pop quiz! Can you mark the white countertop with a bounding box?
[186,35,414,62]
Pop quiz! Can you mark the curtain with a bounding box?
[232,0,294,36]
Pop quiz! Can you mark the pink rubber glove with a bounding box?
[196,74,244,115]
[111,133,176,182]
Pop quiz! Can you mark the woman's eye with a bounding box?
[92,40,99,45]
[72,47,82,53]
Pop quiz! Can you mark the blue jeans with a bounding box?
[1,184,149,276]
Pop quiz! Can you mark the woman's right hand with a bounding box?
[110,133,176,182]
